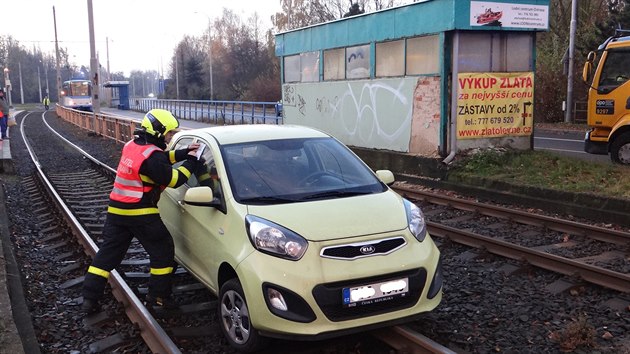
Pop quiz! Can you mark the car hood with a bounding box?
[247,191,408,241]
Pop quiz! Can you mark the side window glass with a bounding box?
[192,141,222,198]
[170,137,199,187]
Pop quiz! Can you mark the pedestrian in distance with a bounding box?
[81,109,205,315]
[43,95,50,110]
[0,89,9,140]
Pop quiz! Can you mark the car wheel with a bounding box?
[610,131,630,164]
[218,278,268,353]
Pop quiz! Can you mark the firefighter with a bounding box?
[43,95,50,110]
[81,109,204,314]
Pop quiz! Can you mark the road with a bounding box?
[533,129,611,164]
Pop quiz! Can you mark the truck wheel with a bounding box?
[218,278,268,353]
[610,131,630,164]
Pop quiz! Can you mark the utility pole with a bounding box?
[53,6,62,104]
[45,63,50,96]
[565,0,577,123]
[175,51,180,100]
[194,12,214,100]
[18,62,24,104]
[87,0,101,137]
[106,37,111,81]
[37,66,43,102]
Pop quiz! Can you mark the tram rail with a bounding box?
[393,185,630,293]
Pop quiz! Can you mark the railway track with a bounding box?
[7,110,629,353]
[14,111,456,353]
[393,185,630,293]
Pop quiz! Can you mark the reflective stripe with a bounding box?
[111,186,143,199]
[114,175,144,188]
[140,174,156,184]
[168,150,177,164]
[177,166,192,178]
[107,206,159,216]
[150,267,174,275]
[142,145,162,158]
[88,266,110,279]
[198,172,210,182]
[167,169,179,187]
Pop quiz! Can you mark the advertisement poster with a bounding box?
[457,72,534,139]
[470,1,549,29]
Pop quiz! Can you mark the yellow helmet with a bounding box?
[141,109,180,138]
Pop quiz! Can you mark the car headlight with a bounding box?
[246,215,308,261]
[403,199,427,242]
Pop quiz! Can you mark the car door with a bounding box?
[160,136,195,266]
[164,137,229,293]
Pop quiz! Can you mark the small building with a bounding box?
[274,0,549,161]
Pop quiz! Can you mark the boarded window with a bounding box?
[376,40,404,77]
[284,55,300,83]
[301,51,320,82]
[458,32,533,72]
[406,35,439,75]
[346,44,370,79]
[324,48,345,80]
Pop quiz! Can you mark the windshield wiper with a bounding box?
[301,190,372,201]
[239,196,299,204]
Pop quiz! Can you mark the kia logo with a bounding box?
[360,245,375,254]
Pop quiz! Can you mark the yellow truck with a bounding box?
[582,29,630,164]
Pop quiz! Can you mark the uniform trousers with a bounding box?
[82,216,176,301]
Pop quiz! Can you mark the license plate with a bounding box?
[342,277,409,307]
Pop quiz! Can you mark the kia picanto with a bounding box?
[159,124,442,352]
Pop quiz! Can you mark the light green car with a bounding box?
[159,124,442,352]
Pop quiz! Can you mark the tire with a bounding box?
[610,131,630,164]
[218,278,268,353]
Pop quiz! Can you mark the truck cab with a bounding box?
[582,29,630,164]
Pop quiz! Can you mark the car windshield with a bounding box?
[221,137,386,204]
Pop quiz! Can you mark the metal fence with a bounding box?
[55,98,284,145]
[129,98,283,125]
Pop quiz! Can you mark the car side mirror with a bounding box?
[183,186,221,207]
[375,170,395,186]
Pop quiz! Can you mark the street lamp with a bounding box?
[3,68,12,108]
[194,11,214,101]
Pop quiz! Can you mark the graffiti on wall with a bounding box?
[283,78,419,152]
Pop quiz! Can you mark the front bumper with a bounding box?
[235,232,443,339]
[584,130,608,155]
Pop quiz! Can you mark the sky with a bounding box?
[5,0,282,76]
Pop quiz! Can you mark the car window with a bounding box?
[170,137,222,197]
[221,137,386,204]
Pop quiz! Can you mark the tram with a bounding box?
[60,79,93,111]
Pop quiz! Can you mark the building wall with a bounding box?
[283,77,420,152]
[410,76,441,156]
[283,75,444,156]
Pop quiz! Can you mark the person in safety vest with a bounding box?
[43,95,50,110]
[81,109,204,315]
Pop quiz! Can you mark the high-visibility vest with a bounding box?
[109,141,162,203]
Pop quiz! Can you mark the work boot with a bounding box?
[82,298,101,315]
[144,294,180,311]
